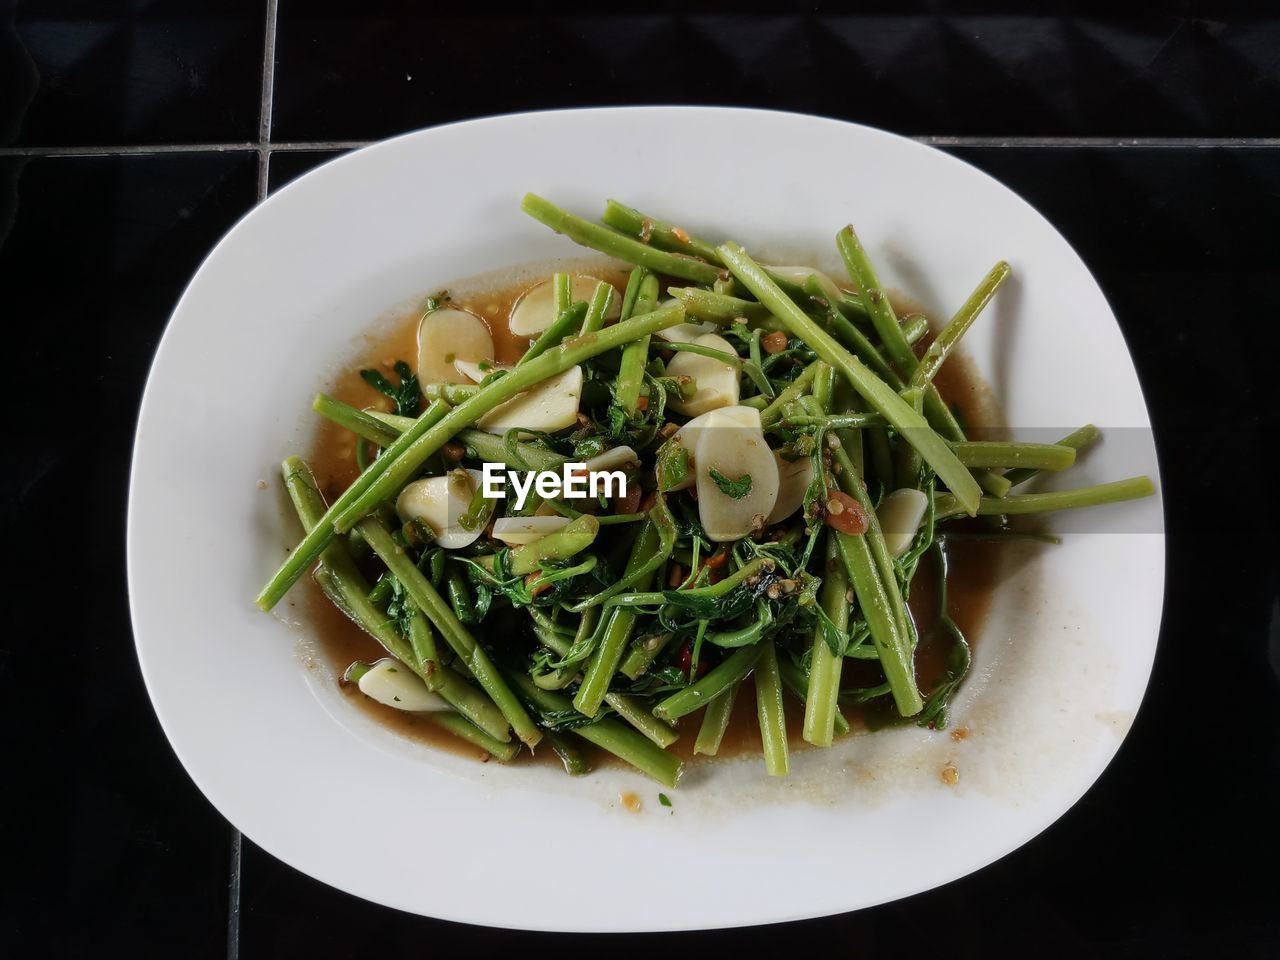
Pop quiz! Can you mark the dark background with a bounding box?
[3,2,1278,957]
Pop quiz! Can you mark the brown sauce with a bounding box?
[300,268,1003,770]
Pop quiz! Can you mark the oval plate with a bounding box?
[128,107,1163,931]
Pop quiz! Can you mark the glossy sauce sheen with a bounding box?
[302,269,1001,768]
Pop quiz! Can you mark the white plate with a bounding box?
[128,108,1163,931]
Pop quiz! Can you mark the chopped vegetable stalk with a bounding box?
[507,515,600,576]
[909,261,1011,388]
[616,273,659,414]
[1003,424,1101,487]
[934,476,1156,518]
[573,521,661,717]
[830,242,1011,498]
[509,672,682,788]
[518,301,588,366]
[798,394,923,716]
[312,393,401,447]
[803,535,846,747]
[425,713,521,762]
[522,194,723,285]
[951,441,1076,471]
[604,692,680,748]
[717,241,982,516]
[580,281,616,335]
[256,399,453,611]
[667,286,776,327]
[835,225,918,377]
[356,515,542,747]
[693,679,742,755]
[653,645,758,722]
[602,199,726,265]
[754,640,789,776]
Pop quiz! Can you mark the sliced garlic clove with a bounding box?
[666,333,741,417]
[454,358,509,384]
[357,658,451,712]
[714,406,762,430]
[417,308,494,384]
[395,468,487,549]
[492,515,572,546]
[667,407,761,492]
[693,409,780,542]
[583,445,640,474]
[653,321,718,344]
[766,264,845,303]
[877,488,930,558]
[477,365,584,435]
[509,275,620,337]
[673,405,760,455]
[671,410,715,455]
[766,450,815,525]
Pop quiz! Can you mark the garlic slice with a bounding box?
[766,264,845,303]
[454,358,509,383]
[666,333,741,417]
[765,449,815,525]
[583,445,641,474]
[358,658,451,712]
[667,406,760,492]
[395,468,488,549]
[877,488,930,558]
[673,406,760,456]
[492,515,572,546]
[509,275,620,337]
[693,408,780,542]
[477,365,584,435]
[652,313,718,343]
[417,308,494,384]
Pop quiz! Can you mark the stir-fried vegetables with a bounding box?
[257,195,1155,786]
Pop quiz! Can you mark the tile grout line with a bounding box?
[0,143,262,156]
[917,135,1280,148]
[268,139,377,151]
[256,0,280,199]
[227,828,242,960]
[3,136,1279,159]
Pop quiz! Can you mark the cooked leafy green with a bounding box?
[708,467,753,499]
[360,360,421,417]
[265,197,1154,784]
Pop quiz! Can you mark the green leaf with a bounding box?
[815,604,848,657]
[916,614,972,730]
[471,580,494,621]
[424,290,451,312]
[606,403,630,440]
[360,360,422,417]
[382,575,417,638]
[534,707,614,732]
[456,480,495,532]
[660,583,757,624]
[708,467,752,499]
[655,440,690,493]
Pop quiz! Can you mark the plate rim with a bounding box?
[127,105,1165,931]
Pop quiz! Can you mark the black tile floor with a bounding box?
[269,8,1280,141]
[1,151,258,958]
[2,5,1278,958]
[4,1,265,146]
